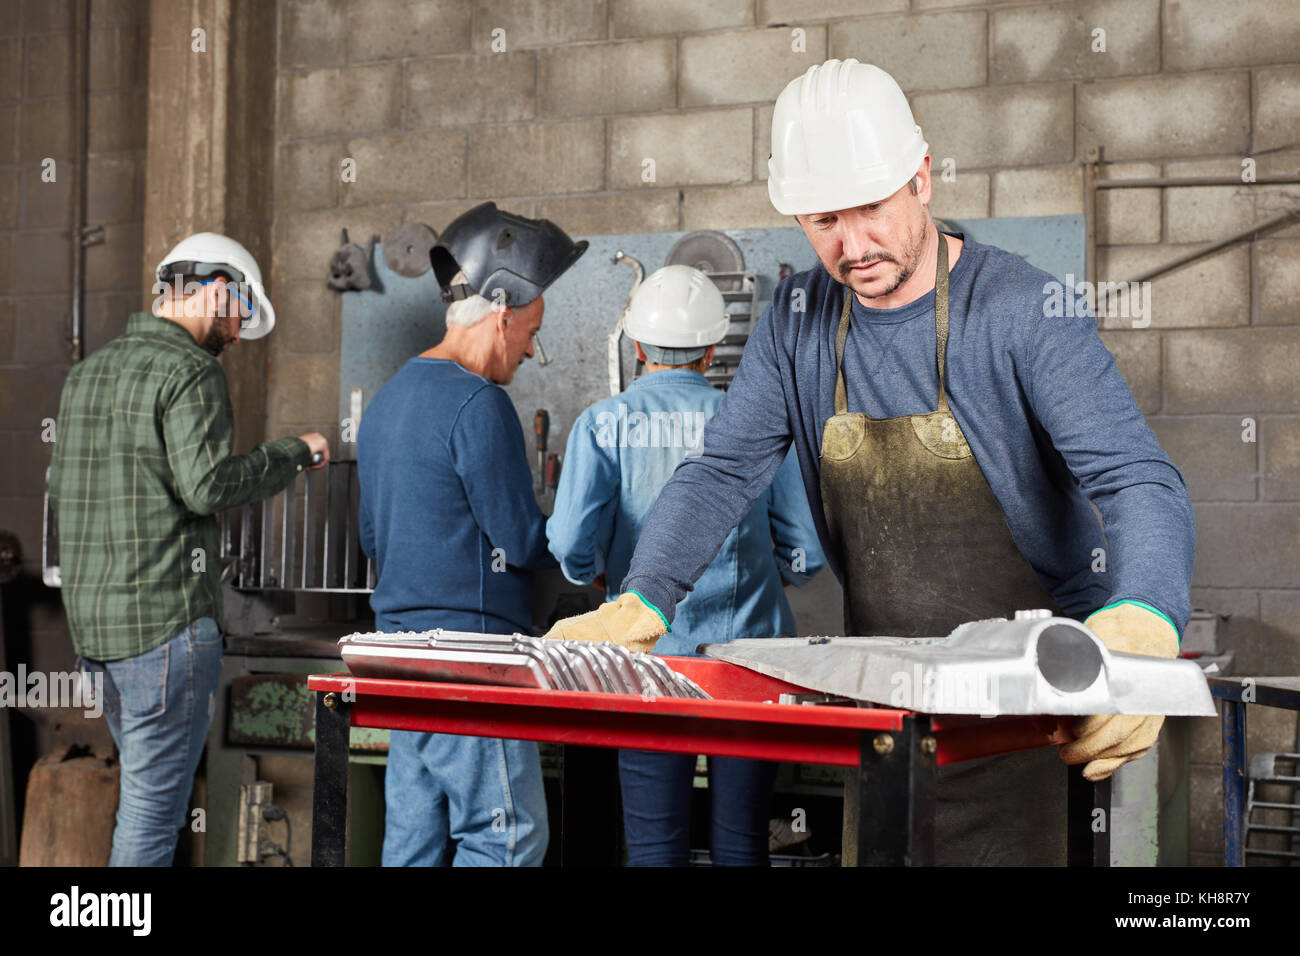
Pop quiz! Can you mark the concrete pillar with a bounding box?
[141,0,276,448]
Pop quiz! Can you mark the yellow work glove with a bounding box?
[1059,601,1180,782]
[543,591,669,655]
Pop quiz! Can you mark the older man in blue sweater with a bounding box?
[547,61,1195,866]
[359,204,585,866]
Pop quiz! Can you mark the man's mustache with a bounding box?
[838,254,897,277]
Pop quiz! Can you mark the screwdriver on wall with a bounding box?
[534,409,549,496]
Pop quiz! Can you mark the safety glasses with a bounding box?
[199,277,257,319]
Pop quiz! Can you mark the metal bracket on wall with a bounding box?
[1083,144,1300,288]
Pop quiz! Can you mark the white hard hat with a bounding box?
[767,59,928,217]
[155,232,276,339]
[624,265,729,365]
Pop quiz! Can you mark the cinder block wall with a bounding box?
[267,0,1299,865]
[1,0,151,832]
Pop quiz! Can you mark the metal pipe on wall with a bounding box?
[69,0,91,363]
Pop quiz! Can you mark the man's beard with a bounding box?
[839,218,928,299]
[201,321,237,356]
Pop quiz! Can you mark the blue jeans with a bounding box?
[618,750,776,866]
[79,617,223,867]
[383,731,548,866]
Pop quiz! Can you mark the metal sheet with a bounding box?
[337,630,712,699]
[702,610,1215,717]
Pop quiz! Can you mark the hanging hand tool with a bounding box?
[609,251,644,395]
[545,453,561,494]
[534,409,549,495]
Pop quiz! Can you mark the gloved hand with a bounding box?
[543,591,669,655]
[1059,601,1180,782]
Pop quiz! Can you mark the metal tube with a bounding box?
[281,484,292,589]
[1124,206,1300,285]
[239,504,253,588]
[302,470,313,589]
[261,485,272,587]
[1083,148,1099,288]
[1097,174,1300,189]
[323,462,332,589]
[343,464,352,589]
[69,0,90,363]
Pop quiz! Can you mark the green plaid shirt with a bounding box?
[49,312,311,660]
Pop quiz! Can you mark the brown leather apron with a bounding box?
[822,235,1066,865]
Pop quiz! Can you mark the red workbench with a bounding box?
[308,656,1107,866]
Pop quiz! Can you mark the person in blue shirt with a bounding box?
[547,264,826,866]
[358,203,586,866]
[546,61,1195,866]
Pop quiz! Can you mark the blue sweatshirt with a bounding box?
[546,368,826,656]
[358,358,555,635]
[622,233,1195,634]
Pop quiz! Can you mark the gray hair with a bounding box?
[444,271,497,328]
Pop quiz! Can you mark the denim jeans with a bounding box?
[618,749,776,866]
[382,731,548,866]
[79,617,223,867]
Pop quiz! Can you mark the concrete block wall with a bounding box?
[265,0,1299,865]
[1,0,151,629]
[0,0,152,852]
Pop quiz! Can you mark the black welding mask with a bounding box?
[430,202,588,308]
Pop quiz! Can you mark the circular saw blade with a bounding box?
[666,230,744,291]
[384,222,439,277]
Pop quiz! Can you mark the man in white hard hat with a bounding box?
[546,265,825,866]
[546,60,1194,865]
[48,232,330,865]
[358,203,587,866]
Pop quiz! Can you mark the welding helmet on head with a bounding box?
[768,58,928,217]
[430,202,588,308]
[155,232,275,339]
[624,265,729,366]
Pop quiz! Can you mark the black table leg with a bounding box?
[311,690,351,867]
[1067,767,1111,866]
[847,715,936,866]
[1222,697,1247,867]
[559,745,623,866]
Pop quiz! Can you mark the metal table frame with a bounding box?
[308,657,1109,867]
[1210,676,1300,867]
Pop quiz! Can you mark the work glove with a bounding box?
[1058,601,1180,782]
[543,591,669,655]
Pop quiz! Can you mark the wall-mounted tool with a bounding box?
[666,230,745,290]
[666,230,757,390]
[327,228,376,292]
[545,453,561,494]
[384,222,439,278]
[534,409,549,495]
[608,251,644,395]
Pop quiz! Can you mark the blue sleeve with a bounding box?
[622,302,793,621]
[767,449,825,586]
[1025,292,1195,633]
[546,414,618,585]
[449,385,556,571]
